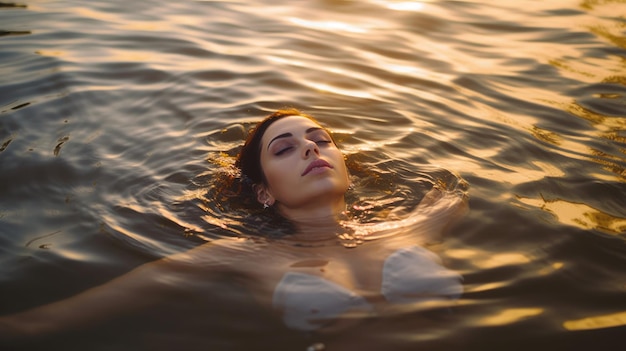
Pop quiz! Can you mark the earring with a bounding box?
[263,201,270,209]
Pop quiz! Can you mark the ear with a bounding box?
[253,184,275,207]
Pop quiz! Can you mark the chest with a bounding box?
[258,244,394,295]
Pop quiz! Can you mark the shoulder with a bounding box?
[164,237,261,268]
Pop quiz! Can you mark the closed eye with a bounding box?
[275,146,293,156]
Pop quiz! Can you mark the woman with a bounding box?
[0,108,468,346]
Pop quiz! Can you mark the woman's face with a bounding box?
[258,116,349,211]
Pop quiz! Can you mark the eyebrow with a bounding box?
[267,127,324,150]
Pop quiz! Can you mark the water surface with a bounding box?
[1,0,625,350]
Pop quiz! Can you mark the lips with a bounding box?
[301,159,333,176]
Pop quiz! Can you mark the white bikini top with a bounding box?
[272,246,463,331]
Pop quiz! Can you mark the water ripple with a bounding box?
[1,0,626,348]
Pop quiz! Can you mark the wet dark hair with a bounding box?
[235,108,317,187]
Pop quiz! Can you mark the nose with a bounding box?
[303,140,320,158]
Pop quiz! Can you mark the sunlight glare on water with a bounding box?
[0,0,625,349]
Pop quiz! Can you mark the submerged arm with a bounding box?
[358,186,469,244]
[1,259,178,338]
[0,239,241,342]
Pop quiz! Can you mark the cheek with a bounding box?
[331,151,349,179]
[263,159,295,188]
[340,164,350,184]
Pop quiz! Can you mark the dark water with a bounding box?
[1,0,625,350]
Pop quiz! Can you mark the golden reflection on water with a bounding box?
[446,155,572,192]
[472,253,530,269]
[564,310,626,330]
[566,101,619,126]
[587,0,626,13]
[530,126,562,146]
[516,196,626,234]
[368,0,425,12]
[531,161,566,178]
[589,23,626,50]
[72,7,118,24]
[288,17,372,34]
[548,5,626,183]
[550,57,616,82]
[447,248,531,269]
[305,81,377,99]
[35,50,66,57]
[549,4,626,83]
[478,308,544,326]
[563,101,626,180]
[589,146,626,179]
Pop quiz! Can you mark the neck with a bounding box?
[277,197,346,224]
[275,197,348,243]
